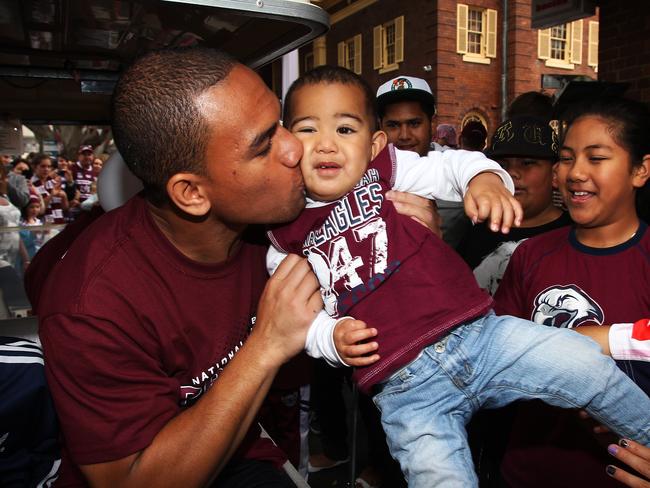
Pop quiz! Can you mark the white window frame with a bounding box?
[373,15,404,74]
[538,20,583,70]
[457,4,497,65]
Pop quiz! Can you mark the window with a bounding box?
[538,20,583,69]
[373,16,404,73]
[467,9,483,55]
[303,36,326,74]
[338,34,362,74]
[588,21,599,71]
[313,36,327,67]
[550,24,568,60]
[457,4,497,64]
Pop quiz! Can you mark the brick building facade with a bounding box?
[296,0,600,138]
[598,0,650,103]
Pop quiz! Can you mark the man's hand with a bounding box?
[333,318,379,367]
[387,190,442,238]
[577,410,616,447]
[253,254,322,367]
[607,439,650,487]
[464,172,523,233]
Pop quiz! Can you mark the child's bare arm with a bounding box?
[333,319,379,367]
[464,172,523,234]
[575,325,611,355]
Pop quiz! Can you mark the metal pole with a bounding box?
[348,382,359,487]
[501,0,509,122]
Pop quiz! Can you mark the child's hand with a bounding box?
[464,172,523,233]
[333,318,379,367]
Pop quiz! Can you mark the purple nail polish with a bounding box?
[608,445,618,456]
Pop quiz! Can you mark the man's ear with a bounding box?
[552,162,559,189]
[166,173,211,217]
[370,130,388,160]
[633,155,650,188]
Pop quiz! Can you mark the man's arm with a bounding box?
[79,255,321,488]
[7,173,29,209]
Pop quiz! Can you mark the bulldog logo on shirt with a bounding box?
[531,284,604,328]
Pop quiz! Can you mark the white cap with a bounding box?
[376,76,436,115]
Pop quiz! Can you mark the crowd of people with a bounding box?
[0,148,105,264]
[2,46,649,488]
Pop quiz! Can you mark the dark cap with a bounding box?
[79,145,94,154]
[461,120,487,140]
[376,76,436,115]
[486,116,558,160]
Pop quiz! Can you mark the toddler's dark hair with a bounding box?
[283,65,378,130]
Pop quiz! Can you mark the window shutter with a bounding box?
[373,25,382,69]
[457,4,468,54]
[354,34,362,74]
[486,9,497,58]
[394,16,404,63]
[588,21,598,67]
[570,20,583,64]
[314,36,326,66]
[538,28,550,59]
[337,41,345,67]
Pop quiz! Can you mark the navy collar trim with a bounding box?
[569,221,647,255]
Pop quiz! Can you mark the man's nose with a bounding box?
[280,127,303,168]
[398,124,409,140]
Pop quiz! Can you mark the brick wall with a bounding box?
[598,0,650,103]
[297,0,601,137]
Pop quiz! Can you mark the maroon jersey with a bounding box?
[31,176,65,224]
[72,161,96,202]
[495,223,650,488]
[38,195,284,486]
[268,146,492,393]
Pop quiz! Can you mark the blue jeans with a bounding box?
[372,312,650,487]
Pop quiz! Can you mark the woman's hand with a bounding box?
[607,439,650,487]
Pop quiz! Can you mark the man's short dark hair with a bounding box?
[377,98,435,121]
[282,65,378,130]
[111,47,237,205]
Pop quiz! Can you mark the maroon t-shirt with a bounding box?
[495,223,650,488]
[269,145,492,393]
[72,162,96,202]
[38,195,284,486]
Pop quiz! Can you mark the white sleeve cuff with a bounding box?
[266,245,288,276]
[609,322,650,362]
[304,311,351,367]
